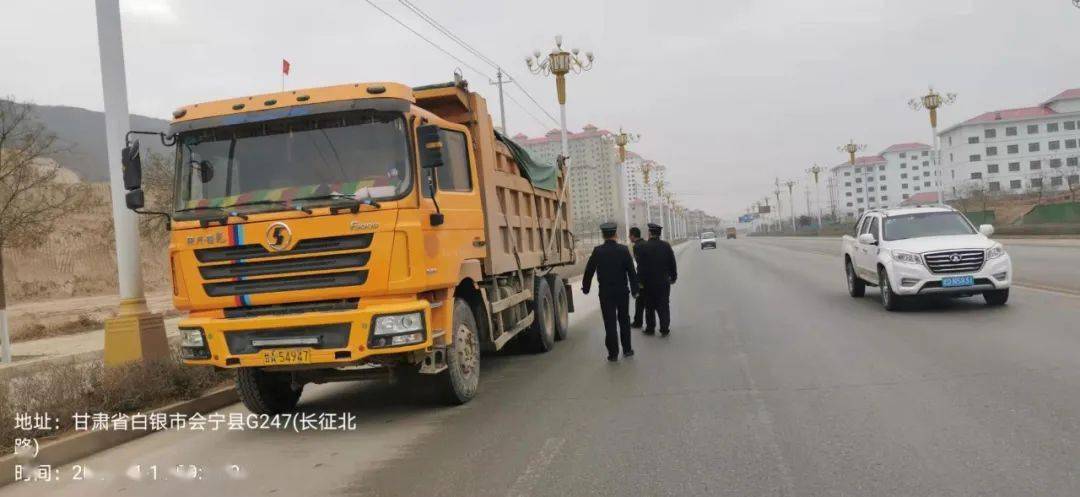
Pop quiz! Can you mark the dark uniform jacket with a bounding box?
[636,238,678,287]
[582,240,639,297]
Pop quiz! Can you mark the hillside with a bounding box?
[4,100,171,181]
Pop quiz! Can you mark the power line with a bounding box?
[362,0,492,81]
[504,90,554,130]
[392,0,559,126]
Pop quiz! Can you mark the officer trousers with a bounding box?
[632,292,647,327]
[644,283,671,333]
[599,292,632,357]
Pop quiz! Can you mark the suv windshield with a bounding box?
[882,211,976,241]
[175,110,411,212]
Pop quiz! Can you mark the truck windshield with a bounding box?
[702,232,715,238]
[882,212,976,241]
[175,110,411,211]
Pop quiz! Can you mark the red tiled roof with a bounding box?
[900,191,940,206]
[961,106,1057,125]
[881,142,930,154]
[1044,88,1080,104]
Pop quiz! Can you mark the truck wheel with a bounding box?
[526,276,556,353]
[235,368,303,415]
[438,298,481,405]
[878,268,902,311]
[983,289,1009,306]
[846,259,865,298]
[549,276,570,341]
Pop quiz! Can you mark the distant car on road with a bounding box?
[700,231,717,249]
[725,227,737,239]
[841,206,1011,310]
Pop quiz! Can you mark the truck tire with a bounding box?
[846,259,865,298]
[526,276,556,353]
[878,267,902,311]
[549,276,570,341]
[438,298,481,405]
[983,289,1009,306]
[235,368,303,415]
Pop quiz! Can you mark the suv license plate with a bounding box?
[941,276,975,288]
[261,348,311,365]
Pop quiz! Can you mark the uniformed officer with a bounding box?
[637,223,677,336]
[628,227,648,329]
[582,222,639,361]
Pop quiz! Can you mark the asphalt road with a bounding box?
[5,238,1080,496]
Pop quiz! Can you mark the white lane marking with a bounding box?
[506,437,566,497]
[731,324,797,496]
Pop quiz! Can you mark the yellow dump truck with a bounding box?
[120,78,575,413]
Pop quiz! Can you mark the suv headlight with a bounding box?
[891,250,922,265]
[372,312,424,336]
[987,244,1006,259]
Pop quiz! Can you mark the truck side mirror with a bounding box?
[417,125,444,169]
[125,189,145,210]
[122,139,143,191]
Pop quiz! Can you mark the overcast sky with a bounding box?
[4,0,1080,219]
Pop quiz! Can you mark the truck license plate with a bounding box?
[261,348,311,365]
[941,276,974,288]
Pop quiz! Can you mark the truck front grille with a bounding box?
[199,252,370,280]
[194,234,373,263]
[224,298,359,319]
[204,271,367,297]
[923,250,985,274]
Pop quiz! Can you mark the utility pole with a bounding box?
[784,180,797,231]
[94,0,168,366]
[489,67,511,134]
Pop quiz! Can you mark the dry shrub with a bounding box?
[0,350,229,452]
[12,313,107,342]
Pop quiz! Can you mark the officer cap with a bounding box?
[647,223,663,234]
[600,222,618,235]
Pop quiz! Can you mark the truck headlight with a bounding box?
[986,244,1006,259]
[180,328,205,348]
[372,312,424,336]
[891,250,922,265]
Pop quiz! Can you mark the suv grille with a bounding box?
[923,249,985,274]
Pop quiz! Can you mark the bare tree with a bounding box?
[0,99,89,361]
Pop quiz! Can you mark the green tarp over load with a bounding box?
[495,130,559,191]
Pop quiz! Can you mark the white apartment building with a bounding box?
[829,142,934,219]
[939,88,1080,197]
[514,125,622,233]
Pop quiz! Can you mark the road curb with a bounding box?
[0,385,238,488]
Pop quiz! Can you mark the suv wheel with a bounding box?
[846,259,865,298]
[878,267,902,311]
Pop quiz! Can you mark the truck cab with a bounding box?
[121,80,574,413]
[841,206,1011,310]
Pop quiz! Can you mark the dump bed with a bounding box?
[414,83,574,276]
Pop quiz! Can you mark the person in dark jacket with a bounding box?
[628,227,648,328]
[637,223,677,336]
[582,222,639,361]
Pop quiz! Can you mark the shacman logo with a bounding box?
[265,222,293,252]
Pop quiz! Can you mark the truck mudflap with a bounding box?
[564,281,575,313]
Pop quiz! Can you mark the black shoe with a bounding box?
[643,329,655,335]
[607,355,618,362]
[660,329,670,337]
[624,350,635,358]
[630,322,643,329]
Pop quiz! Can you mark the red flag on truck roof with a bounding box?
[282,59,290,75]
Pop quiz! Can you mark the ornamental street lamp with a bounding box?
[640,161,655,224]
[784,179,797,232]
[527,35,594,256]
[773,188,783,232]
[613,128,639,240]
[909,87,957,205]
[837,139,866,165]
[806,164,824,229]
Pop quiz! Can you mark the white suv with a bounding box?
[841,206,1012,310]
[700,231,717,249]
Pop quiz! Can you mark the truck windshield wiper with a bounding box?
[292,193,381,210]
